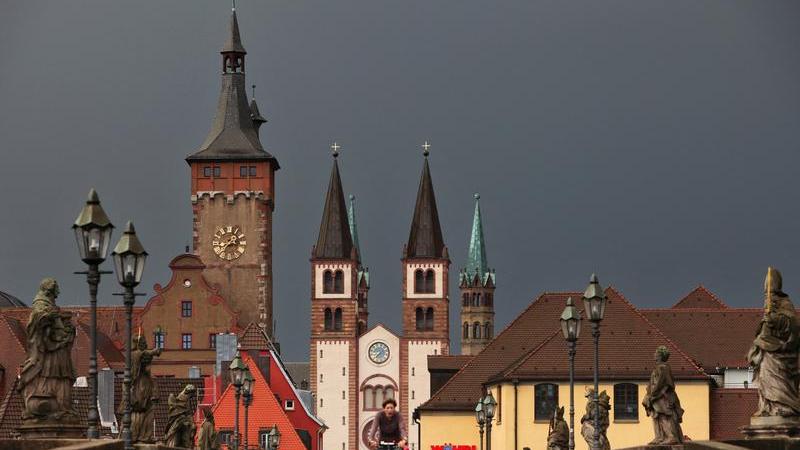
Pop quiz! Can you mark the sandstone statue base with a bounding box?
[17,422,86,439]
[740,416,800,440]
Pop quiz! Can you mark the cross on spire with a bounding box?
[422,141,431,157]
[331,142,341,158]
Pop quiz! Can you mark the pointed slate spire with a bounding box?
[466,193,489,278]
[187,7,278,165]
[314,149,354,259]
[348,194,362,261]
[406,148,445,259]
[249,84,267,136]
[223,7,246,54]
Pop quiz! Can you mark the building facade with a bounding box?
[310,152,452,450]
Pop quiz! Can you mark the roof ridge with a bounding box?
[421,292,566,408]
[609,287,706,376]
[671,285,728,309]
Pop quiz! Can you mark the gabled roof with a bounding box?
[238,322,274,351]
[406,156,446,259]
[496,288,706,381]
[428,355,472,372]
[313,156,355,260]
[671,285,728,309]
[420,292,577,411]
[210,353,310,450]
[710,389,758,440]
[641,307,763,370]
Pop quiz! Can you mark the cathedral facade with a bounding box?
[309,151,496,450]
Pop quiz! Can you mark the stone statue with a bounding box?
[580,388,610,450]
[119,334,161,443]
[197,407,221,450]
[17,278,79,424]
[164,384,197,448]
[547,406,569,450]
[747,267,800,417]
[643,346,685,445]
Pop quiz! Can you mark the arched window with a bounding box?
[334,270,345,294]
[486,293,493,306]
[462,293,469,307]
[324,308,333,331]
[425,307,434,331]
[463,322,469,339]
[474,293,482,307]
[473,322,481,339]
[414,270,425,293]
[323,270,334,293]
[425,269,435,293]
[614,383,639,421]
[415,308,424,331]
[534,383,559,421]
[484,322,492,339]
[364,386,375,410]
[385,387,395,400]
[375,385,385,408]
[334,308,343,331]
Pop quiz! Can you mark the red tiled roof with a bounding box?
[671,286,728,309]
[428,355,472,371]
[710,388,758,440]
[208,353,308,450]
[642,308,762,370]
[420,291,582,411]
[238,322,273,351]
[498,289,706,381]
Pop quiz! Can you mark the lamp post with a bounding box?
[560,296,581,450]
[230,352,246,450]
[483,392,496,450]
[475,398,486,450]
[111,222,148,450]
[268,424,281,450]
[581,274,607,450]
[242,367,254,450]
[72,189,114,439]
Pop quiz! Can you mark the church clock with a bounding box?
[368,341,390,364]
[212,225,246,261]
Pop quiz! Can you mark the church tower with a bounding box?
[309,149,360,450]
[401,145,450,449]
[348,194,370,336]
[187,6,279,336]
[459,194,496,356]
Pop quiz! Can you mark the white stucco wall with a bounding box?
[315,263,353,298]
[405,263,444,298]
[358,326,401,450]
[406,340,442,450]
[318,340,351,450]
[724,368,755,388]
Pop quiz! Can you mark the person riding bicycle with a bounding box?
[367,398,408,449]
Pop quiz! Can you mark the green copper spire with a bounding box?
[348,194,361,260]
[465,193,490,281]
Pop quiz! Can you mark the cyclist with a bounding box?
[367,398,408,450]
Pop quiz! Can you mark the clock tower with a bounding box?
[187,7,279,336]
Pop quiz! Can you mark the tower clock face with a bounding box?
[212,225,246,260]
[368,342,390,364]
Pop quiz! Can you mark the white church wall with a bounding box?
[406,340,442,450]
[318,340,352,450]
[358,326,401,450]
[315,263,353,299]
[405,263,445,298]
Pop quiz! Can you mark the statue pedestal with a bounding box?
[17,422,86,439]
[741,416,800,440]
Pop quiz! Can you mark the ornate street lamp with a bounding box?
[581,274,606,450]
[475,398,486,450]
[268,424,281,450]
[560,297,581,450]
[230,352,246,450]
[72,188,114,439]
[112,221,147,450]
[242,367,254,450]
[483,392,496,450]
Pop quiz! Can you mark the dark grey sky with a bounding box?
[1,1,799,360]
